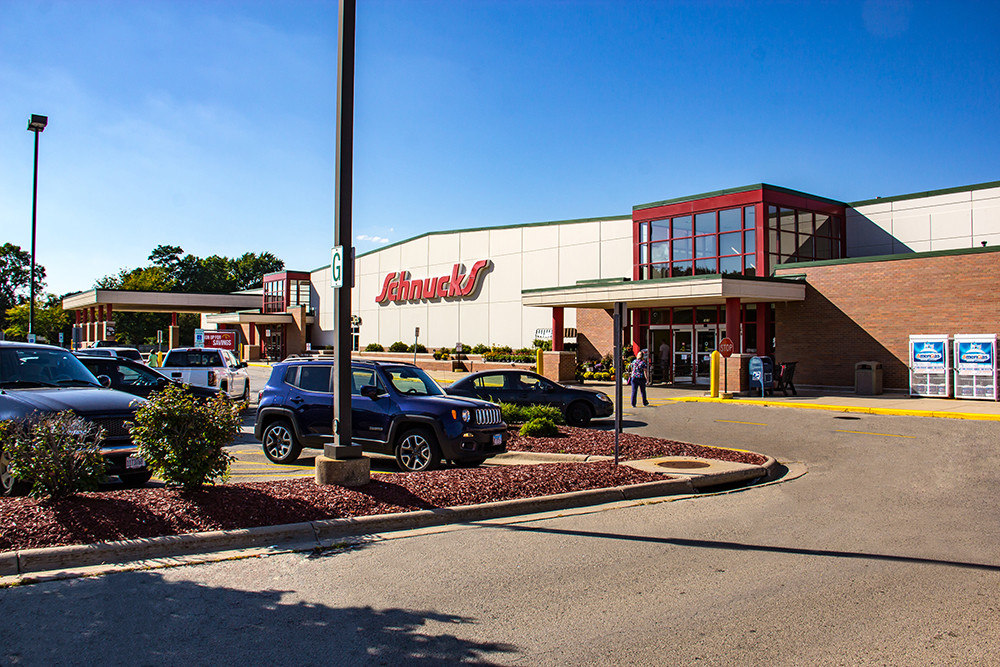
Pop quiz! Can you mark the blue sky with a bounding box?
[2,0,998,297]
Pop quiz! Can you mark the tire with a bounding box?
[394,428,442,472]
[0,450,30,497]
[261,419,302,464]
[566,401,593,426]
[241,381,250,402]
[119,471,153,488]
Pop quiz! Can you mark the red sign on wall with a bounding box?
[375,260,492,304]
[204,331,237,351]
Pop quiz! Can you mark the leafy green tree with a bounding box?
[0,243,46,330]
[4,298,69,344]
[231,252,284,291]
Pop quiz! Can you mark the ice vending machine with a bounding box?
[953,334,998,400]
[909,335,951,397]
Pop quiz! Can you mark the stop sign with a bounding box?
[718,337,735,358]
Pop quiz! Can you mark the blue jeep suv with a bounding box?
[255,359,507,472]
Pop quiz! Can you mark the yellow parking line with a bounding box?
[835,429,915,438]
[715,419,767,426]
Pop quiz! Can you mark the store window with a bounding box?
[638,207,757,280]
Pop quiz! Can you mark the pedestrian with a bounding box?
[629,350,650,407]
[658,339,671,383]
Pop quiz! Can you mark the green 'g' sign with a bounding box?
[331,246,344,288]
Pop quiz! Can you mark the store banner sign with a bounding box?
[204,331,237,351]
[911,341,946,370]
[956,340,994,373]
[375,260,491,304]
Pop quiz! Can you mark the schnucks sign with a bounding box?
[375,260,491,304]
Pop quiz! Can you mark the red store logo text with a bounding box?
[375,260,491,304]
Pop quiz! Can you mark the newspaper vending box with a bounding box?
[953,334,998,401]
[909,335,951,397]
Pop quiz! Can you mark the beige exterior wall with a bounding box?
[313,216,633,350]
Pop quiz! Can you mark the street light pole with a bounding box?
[26,114,47,342]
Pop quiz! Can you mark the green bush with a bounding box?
[532,339,552,351]
[2,412,106,501]
[129,384,241,490]
[388,341,409,353]
[365,343,385,352]
[499,402,565,425]
[471,343,490,354]
[407,343,428,353]
[519,417,560,437]
[433,347,452,360]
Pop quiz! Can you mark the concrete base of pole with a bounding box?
[315,455,371,487]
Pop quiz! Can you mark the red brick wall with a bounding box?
[577,308,614,361]
[774,249,1000,390]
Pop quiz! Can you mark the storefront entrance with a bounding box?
[649,325,717,385]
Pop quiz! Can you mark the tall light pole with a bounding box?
[26,114,47,342]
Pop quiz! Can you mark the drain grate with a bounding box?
[657,460,711,469]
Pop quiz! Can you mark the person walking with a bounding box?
[658,339,671,383]
[629,350,650,407]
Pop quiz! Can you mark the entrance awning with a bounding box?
[521,275,806,309]
[62,289,262,314]
[204,311,316,326]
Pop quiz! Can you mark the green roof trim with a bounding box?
[354,213,631,259]
[633,183,847,212]
[849,179,1000,208]
[773,245,1000,273]
[522,272,801,295]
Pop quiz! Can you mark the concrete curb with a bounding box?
[673,396,1000,421]
[0,471,743,579]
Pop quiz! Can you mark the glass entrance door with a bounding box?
[695,327,717,385]
[648,327,672,383]
[673,329,693,383]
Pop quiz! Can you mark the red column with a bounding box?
[756,304,770,356]
[98,305,105,322]
[106,303,113,320]
[75,310,81,325]
[725,298,742,352]
[171,312,178,326]
[552,307,564,352]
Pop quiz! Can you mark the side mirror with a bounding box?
[97,375,112,388]
[239,361,248,369]
[360,384,384,399]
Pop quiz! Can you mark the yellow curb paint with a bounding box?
[834,429,915,438]
[714,419,767,426]
[674,396,1000,421]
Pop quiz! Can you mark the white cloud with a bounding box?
[356,234,389,244]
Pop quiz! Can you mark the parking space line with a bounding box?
[835,429,915,438]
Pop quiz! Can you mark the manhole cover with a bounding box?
[657,460,711,469]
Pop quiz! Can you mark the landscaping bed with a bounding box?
[0,426,764,554]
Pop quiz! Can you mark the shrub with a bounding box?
[365,343,385,352]
[3,412,106,501]
[433,347,452,360]
[519,417,560,438]
[499,402,565,425]
[388,341,409,353]
[129,384,242,490]
[533,339,552,351]
[407,343,428,353]
[471,343,490,354]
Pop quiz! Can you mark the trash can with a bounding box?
[855,361,883,395]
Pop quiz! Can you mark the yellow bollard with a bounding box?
[710,350,721,398]
[536,347,544,377]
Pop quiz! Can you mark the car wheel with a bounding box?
[262,420,302,464]
[241,382,250,402]
[0,450,30,497]
[566,401,592,426]
[394,429,441,472]
[119,471,153,488]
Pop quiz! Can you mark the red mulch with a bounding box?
[0,426,765,554]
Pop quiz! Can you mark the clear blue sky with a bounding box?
[2,0,998,297]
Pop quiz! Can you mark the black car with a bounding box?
[446,369,615,426]
[75,354,221,401]
[0,341,150,495]
[255,359,507,471]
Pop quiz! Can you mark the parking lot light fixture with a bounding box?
[26,114,48,340]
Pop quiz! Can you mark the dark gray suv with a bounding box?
[255,359,507,472]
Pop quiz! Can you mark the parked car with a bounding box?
[160,347,250,400]
[75,354,221,401]
[0,341,151,495]
[255,359,507,471]
[446,369,615,426]
[76,346,144,362]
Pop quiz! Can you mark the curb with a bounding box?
[673,396,1000,421]
[1,476,710,579]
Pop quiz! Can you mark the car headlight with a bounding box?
[598,393,612,402]
[451,409,472,422]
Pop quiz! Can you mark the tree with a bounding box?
[93,266,175,344]
[4,298,68,344]
[231,252,285,291]
[0,243,46,330]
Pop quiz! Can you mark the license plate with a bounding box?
[126,455,146,470]
[492,433,503,446]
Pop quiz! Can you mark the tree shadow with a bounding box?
[0,569,520,665]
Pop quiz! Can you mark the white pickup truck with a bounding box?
[160,347,251,400]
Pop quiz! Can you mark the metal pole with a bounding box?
[329,0,360,460]
[29,130,39,340]
[613,301,624,465]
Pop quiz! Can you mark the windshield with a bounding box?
[0,347,101,387]
[382,366,445,396]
